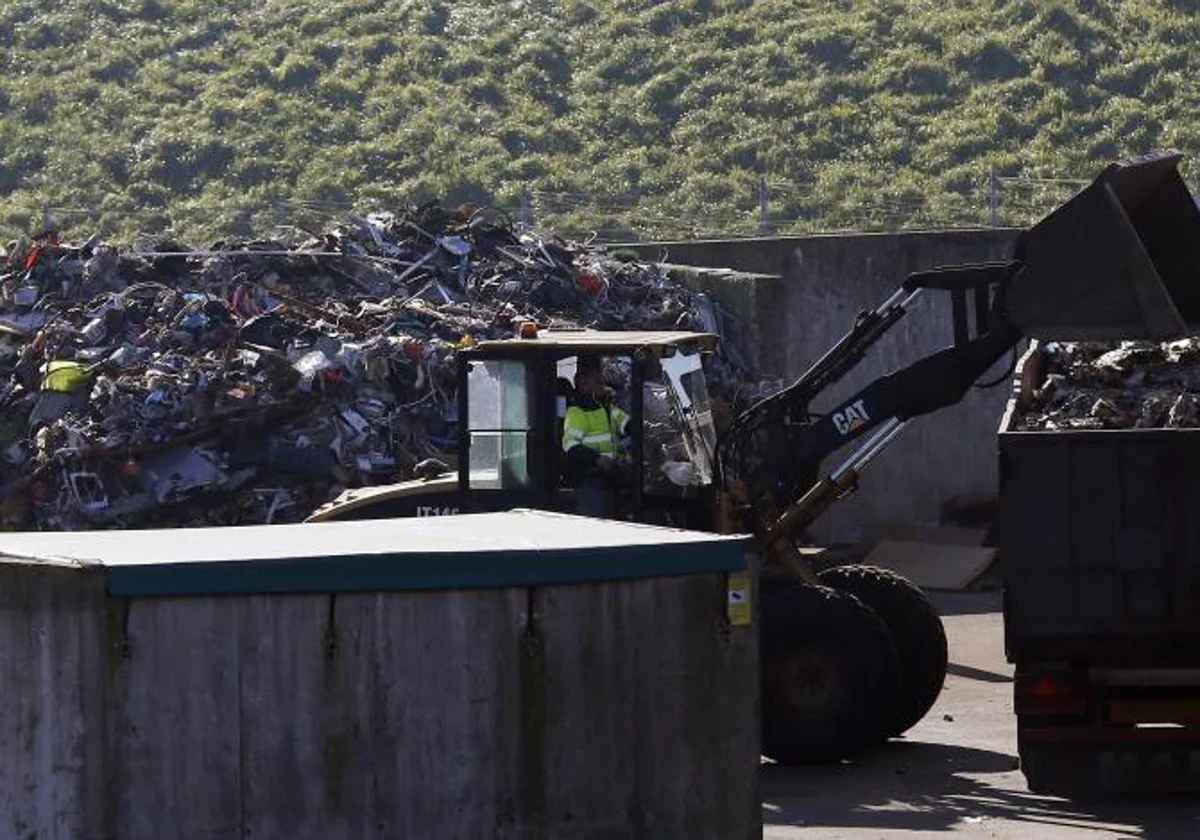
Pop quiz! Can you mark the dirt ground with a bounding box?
[762,591,1200,839]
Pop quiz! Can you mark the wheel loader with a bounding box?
[306,150,1200,763]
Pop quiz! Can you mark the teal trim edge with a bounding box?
[102,542,750,597]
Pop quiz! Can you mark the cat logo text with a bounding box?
[832,400,869,436]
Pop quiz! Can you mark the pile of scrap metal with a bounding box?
[1014,339,1200,431]
[0,206,757,530]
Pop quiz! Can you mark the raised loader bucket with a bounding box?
[1006,149,1200,340]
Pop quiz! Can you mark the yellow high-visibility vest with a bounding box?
[562,404,629,456]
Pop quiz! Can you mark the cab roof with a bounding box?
[469,328,718,358]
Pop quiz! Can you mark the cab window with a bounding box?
[466,360,535,490]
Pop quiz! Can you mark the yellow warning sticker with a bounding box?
[727,572,751,626]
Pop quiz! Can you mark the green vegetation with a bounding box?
[0,0,1196,243]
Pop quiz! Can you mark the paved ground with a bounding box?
[762,591,1200,839]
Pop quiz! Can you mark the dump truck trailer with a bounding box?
[1001,342,1200,794]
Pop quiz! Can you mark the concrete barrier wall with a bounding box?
[0,560,759,840]
[0,560,107,838]
[634,229,1022,542]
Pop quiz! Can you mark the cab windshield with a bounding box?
[643,348,716,495]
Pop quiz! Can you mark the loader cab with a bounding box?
[456,328,720,529]
[305,328,722,527]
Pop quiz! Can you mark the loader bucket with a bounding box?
[1006,150,1200,340]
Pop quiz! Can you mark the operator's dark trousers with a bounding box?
[575,460,632,519]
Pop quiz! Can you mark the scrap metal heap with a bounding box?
[1015,339,1200,431]
[0,205,755,530]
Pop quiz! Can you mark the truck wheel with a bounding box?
[760,583,900,764]
[1018,739,1063,796]
[818,565,948,738]
[1017,723,1092,796]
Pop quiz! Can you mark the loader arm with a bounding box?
[716,262,1024,551]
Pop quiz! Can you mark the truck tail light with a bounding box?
[1016,665,1089,715]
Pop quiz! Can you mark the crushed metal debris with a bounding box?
[0,206,759,530]
[1015,339,1200,431]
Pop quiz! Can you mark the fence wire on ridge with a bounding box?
[1,171,1185,247]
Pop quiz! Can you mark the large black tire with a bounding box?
[818,564,948,738]
[1017,721,1096,797]
[759,583,901,764]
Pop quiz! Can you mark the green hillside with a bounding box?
[0,0,1197,243]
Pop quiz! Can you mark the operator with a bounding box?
[561,355,631,489]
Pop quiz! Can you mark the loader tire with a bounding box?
[818,565,948,738]
[760,583,900,764]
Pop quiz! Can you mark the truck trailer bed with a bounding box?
[999,343,1200,794]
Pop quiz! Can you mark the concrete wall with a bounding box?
[634,229,1022,542]
[0,560,759,840]
[662,264,784,374]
